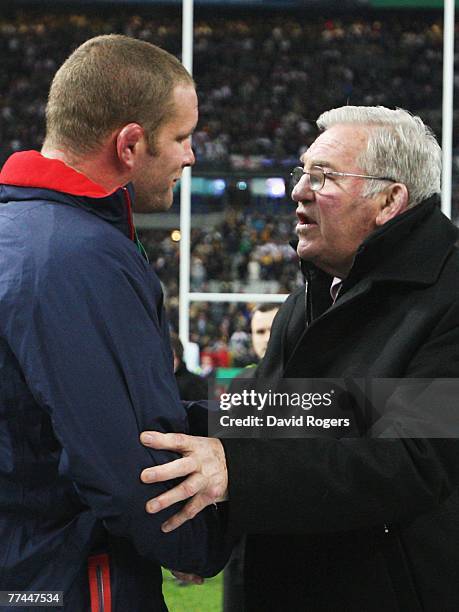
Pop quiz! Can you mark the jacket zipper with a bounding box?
[96,565,104,612]
[88,553,112,612]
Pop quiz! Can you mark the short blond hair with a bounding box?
[45,34,194,155]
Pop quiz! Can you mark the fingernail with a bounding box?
[162,522,171,533]
[147,501,159,513]
[142,469,155,482]
[141,433,154,444]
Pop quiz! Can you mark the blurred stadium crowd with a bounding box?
[140,209,301,366]
[1,7,457,367]
[1,10,455,165]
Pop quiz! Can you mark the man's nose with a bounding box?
[291,174,313,203]
[184,140,195,167]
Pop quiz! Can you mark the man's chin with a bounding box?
[153,198,174,213]
[296,241,315,261]
[135,193,173,213]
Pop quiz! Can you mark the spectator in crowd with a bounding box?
[171,333,208,401]
[141,106,459,610]
[228,323,251,367]
[250,302,280,360]
[0,34,229,611]
[200,352,217,379]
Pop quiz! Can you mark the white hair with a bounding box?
[316,106,441,208]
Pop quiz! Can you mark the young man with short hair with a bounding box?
[0,35,228,611]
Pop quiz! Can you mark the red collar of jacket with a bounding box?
[0,151,118,198]
[1,150,137,243]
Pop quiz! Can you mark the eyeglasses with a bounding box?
[290,166,396,192]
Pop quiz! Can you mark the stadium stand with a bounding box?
[1,7,457,364]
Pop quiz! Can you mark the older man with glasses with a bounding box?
[141,106,459,611]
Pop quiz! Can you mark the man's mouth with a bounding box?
[296,210,318,227]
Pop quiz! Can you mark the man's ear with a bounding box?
[375,183,409,226]
[115,124,145,170]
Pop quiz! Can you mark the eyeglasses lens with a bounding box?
[291,167,324,191]
[309,168,324,191]
[291,167,303,187]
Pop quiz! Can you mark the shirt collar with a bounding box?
[0,150,119,197]
[330,277,343,302]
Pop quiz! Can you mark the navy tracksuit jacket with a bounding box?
[0,151,228,611]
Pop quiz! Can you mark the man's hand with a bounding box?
[171,570,204,585]
[140,431,228,532]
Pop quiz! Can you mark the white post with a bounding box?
[189,292,289,304]
[179,0,194,346]
[442,0,455,219]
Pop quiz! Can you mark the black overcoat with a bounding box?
[221,197,459,611]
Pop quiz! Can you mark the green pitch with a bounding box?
[162,569,223,612]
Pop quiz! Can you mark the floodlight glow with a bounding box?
[266,178,286,198]
[212,179,226,194]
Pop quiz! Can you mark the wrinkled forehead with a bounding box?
[301,124,369,169]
